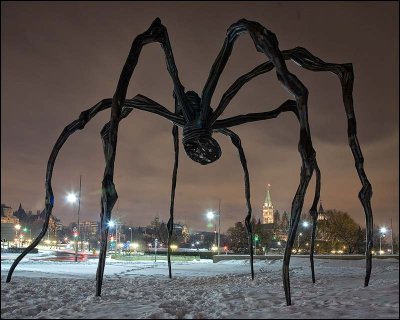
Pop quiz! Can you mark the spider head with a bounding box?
[182,122,221,165]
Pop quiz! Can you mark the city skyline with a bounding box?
[2,2,398,234]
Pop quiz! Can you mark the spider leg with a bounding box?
[212,99,298,129]
[126,95,185,127]
[5,93,183,283]
[308,162,321,284]
[282,47,373,287]
[210,62,275,125]
[208,19,316,305]
[215,128,255,280]
[212,101,321,285]
[96,18,191,296]
[210,44,373,287]
[167,124,179,278]
[6,99,113,283]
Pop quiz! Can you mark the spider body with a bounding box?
[178,90,221,165]
[7,17,373,307]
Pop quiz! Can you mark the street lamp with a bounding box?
[129,227,132,243]
[302,221,309,228]
[107,220,117,252]
[67,175,82,262]
[14,224,21,247]
[23,227,32,242]
[154,238,158,263]
[254,234,259,255]
[206,200,222,255]
[380,227,387,255]
[297,232,303,253]
[207,211,217,246]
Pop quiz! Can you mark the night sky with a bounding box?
[2,2,398,234]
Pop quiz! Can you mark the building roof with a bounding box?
[318,201,324,214]
[264,184,273,207]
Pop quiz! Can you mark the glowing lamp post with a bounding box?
[128,227,132,242]
[297,232,303,253]
[23,227,32,242]
[207,200,222,255]
[107,220,116,252]
[67,176,81,262]
[380,227,387,255]
[14,224,21,247]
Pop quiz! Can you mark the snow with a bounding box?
[1,253,398,319]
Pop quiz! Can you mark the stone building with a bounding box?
[262,184,274,225]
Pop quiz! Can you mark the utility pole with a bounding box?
[217,199,221,255]
[78,175,82,251]
[391,217,394,254]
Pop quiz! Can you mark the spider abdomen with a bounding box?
[182,121,221,165]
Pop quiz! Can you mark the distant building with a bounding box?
[262,184,274,225]
[1,204,19,241]
[317,201,326,220]
[79,220,99,238]
[2,203,62,240]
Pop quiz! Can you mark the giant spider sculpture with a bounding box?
[7,18,373,306]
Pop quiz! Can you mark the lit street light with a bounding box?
[380,227,387,255]
[297,232,303,252]
[14,224,21,248]
[23,227,32,242]
[206,200,222,255]
[107,220,117,252]
[154,238,158,263]
[67,175,82,262]
[129,227,132,243]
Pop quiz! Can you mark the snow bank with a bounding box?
[1,257,398,318]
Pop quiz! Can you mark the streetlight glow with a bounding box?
[302,221,309,228]
[108,220,115,228]
[66,193,78,203]
[380,227,387,234]
[207,211,215,220]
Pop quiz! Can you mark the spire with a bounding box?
[18,203,22,211]
[318,200,324,214]
[264,184,273,207]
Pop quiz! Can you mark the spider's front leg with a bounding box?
[282,47,373,287]
[167,124,179,278]
[6,93,181,284]
[6,98,113,283]
[225,19,316,306]
[96,18,188,296]
[215,128,255,279]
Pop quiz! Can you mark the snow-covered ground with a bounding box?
[1,252,399,319]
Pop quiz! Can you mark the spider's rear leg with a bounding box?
[216,128,254,280]
[227,19,317,305]
[308,162,321,284]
